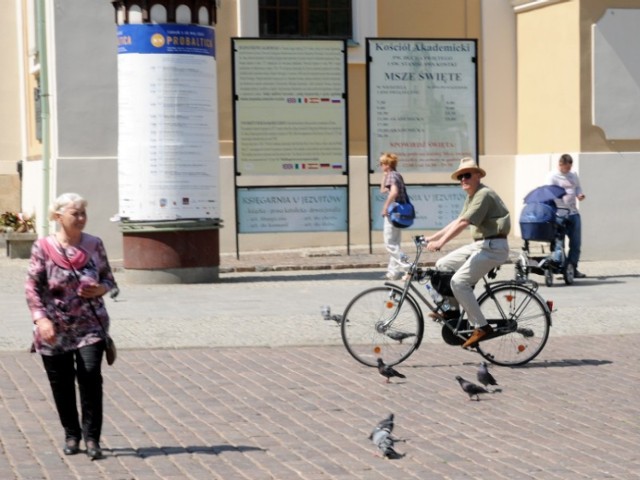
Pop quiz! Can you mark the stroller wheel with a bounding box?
[544,268,553,287]
[563,263,575,285]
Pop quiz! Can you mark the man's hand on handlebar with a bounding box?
[426,239,443,252]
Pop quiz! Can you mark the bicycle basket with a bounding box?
[431,270,454,297]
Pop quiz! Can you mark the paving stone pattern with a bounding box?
[2,242,640,479]
[1,335,639,480]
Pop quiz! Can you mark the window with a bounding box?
[259,0,352,38]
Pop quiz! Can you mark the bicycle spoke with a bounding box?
[341,286,423,367]
[476,283,551,366]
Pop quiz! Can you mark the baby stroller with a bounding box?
[516,185,574,287]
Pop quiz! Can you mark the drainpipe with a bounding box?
[35,0,50,235]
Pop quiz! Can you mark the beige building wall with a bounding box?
[517,0,581,153]
[514,0,640,261]
[8,1,638,260]
[0,0,22,212]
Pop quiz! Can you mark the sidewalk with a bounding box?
[1,245,640,479]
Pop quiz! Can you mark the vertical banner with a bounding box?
[233,39,348,175]
[117,24,219,220]
[367,39,477,173]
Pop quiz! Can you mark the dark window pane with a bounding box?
[308,11,328,36]
[329,10,351,36]
[280,10,300,35]
[259,0,351,38]
[260,10,277,35]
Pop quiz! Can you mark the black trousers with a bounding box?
[41,341,104,443]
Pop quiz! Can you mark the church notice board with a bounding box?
[370,184,466,231]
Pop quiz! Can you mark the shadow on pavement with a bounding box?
[109,444,266,457]
[403,358,612,369]
[220,270,384,283]
[519,358,612,368]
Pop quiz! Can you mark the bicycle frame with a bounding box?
[381,235,550,341]
[341,235,554,367]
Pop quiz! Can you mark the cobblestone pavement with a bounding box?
[1,336,639,479]
[2,244,640,479]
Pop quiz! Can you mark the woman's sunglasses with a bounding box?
[457,172,473,181]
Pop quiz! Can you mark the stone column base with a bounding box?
[120,219,221,284]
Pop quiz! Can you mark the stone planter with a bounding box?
[4,232,37,259]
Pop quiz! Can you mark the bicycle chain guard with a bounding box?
[441,319,469,346]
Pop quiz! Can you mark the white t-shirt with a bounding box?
[546,170,583,214]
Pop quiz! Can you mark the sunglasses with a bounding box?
[457,172,473,181]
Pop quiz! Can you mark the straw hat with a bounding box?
[450,157,486,181]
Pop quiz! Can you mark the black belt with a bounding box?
[483,234,507,240]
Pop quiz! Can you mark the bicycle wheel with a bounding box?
[341,286,424,367]
[474,283,551,366]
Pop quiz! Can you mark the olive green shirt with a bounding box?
[460,184,511,240]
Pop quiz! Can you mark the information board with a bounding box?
[367,39,477,173]
[370,185,466,231]
[237,186,348,233]
[233,39,348,175]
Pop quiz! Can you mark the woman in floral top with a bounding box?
[25,193,117,460]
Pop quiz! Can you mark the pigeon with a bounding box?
[477,362,498,389]
[377,358,406,384]
[386,330,416,343]
[320,305,342,324]
[110,286,120,300]
[455,375,490,401]
[368,413,404,459]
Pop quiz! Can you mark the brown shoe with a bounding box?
[462,325,493,349]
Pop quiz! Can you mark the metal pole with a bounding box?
[35,0,50,235]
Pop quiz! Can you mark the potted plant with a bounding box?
[1,212,37,259]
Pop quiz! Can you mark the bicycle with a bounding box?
[340,235,553,367]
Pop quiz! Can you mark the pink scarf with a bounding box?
[39,234,99,270]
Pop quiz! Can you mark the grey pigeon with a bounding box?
[368,413,404,459]
[320,305,342,324]
[455,375,490,401]
[477,362,498,388]
[377,358,406,384]
[386,330,416,343]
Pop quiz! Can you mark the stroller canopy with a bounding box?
[524,185,566,205]
[520,184,567,242]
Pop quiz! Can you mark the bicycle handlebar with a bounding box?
[413,235,427,247]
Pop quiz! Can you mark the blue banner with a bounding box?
[118,24,215,57]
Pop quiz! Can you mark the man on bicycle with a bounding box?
[426,157,511,349]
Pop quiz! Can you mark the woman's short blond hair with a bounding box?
[48,193,88,221]
[379,152,398,169]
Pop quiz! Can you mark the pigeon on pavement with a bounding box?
[368,413,404,459]
[320,305,342,324]
[477,362,498,389]
[455,375,490,401]
[377,358,406,384]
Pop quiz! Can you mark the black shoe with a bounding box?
[574,270,586,278]
[63,438,80,455]
[86,441,103,460]
[428,310,459,321]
